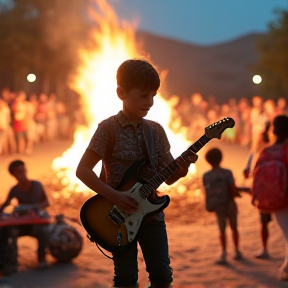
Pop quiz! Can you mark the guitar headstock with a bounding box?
[205,117,235,139]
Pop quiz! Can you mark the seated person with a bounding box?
[0,160,50,269]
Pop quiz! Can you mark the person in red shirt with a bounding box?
[11,91,28,154]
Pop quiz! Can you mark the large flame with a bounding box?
[52,0,197,196]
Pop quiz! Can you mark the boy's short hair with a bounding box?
[8,160,25,175]
[273,115,288,139]
[205,148,222,166]
[116,59,160,92]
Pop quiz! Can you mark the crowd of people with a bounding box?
[1,85,287,159]
[0,88,72,156]
[169,92,288,153]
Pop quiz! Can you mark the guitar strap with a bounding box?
[142,119,157,169]
[100,116,116,182]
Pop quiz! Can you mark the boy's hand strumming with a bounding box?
[112,190,139,214]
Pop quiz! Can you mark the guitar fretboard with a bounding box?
[139,134,211,198]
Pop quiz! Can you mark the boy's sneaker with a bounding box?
[38,261,48,269]
[0,265,10,276]
[0,264,17,276]
[255,250,270,259]
[234,250,243,260]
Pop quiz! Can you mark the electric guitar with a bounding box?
[80,117,235,252]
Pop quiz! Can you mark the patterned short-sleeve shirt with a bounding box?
[202,167,235,206]
[87,111,174,188]
[203,167,235,188]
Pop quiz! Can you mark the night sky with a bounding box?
[109,0,288,45]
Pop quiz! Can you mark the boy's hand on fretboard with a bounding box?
[166,153,198,185]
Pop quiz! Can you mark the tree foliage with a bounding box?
[0,0,92,97]
[253,8,288,98]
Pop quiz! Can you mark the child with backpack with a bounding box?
[243,122,272,259]
[252,115,288,280]
[203,147,242,265]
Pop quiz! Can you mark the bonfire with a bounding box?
[46,0,204,224]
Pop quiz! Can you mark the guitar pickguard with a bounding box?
[108,182,167,243]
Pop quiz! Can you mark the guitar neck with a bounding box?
[139,134,211,198]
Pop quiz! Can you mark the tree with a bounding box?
[252,8,288,99]
[0,0,92,98]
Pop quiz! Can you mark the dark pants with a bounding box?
[0,227,10,267]
[9,224,49,265]
[260,212,272,224]
[112,219,173,287]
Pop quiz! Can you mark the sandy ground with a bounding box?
[0,139,288,288]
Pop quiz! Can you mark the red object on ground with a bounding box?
[0,214,50,227]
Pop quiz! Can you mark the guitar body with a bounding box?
[80,159,170,252]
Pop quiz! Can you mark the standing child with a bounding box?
[251,115,288,281]
[76,59,198,288]
[243,123,272,259]
[203,147,242,265]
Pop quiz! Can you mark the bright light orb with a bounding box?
[253,75,262,84]
[27,73,36,82]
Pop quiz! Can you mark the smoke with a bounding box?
[42,0,91,53]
